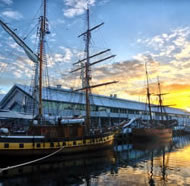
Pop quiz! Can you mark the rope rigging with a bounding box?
[0,146,64,173]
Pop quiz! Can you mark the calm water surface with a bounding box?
[1,135,190,186]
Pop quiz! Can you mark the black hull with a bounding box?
[0,133,114,157]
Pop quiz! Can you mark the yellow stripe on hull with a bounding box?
[0,134,114,156]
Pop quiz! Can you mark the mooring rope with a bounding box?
[0,146,64,173]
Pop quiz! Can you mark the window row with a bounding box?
[41,101,189,119]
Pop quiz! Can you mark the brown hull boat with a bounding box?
[132,128,172,141]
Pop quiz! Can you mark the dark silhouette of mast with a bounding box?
[149,151,155,186]
[154,77,171,122]
[157,76,164,121]
[145,62,152,122]
[161,147,166,181]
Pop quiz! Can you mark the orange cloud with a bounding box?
[56,57,190,111]
[51,27,190,111]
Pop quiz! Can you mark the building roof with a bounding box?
[0,109,33,119]
[2,84,189,116]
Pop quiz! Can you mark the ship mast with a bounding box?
[145,62,152,122]
[85,8,91,133]
[157,76,164,120]
[38,0,47,122]
[72,8,117,134]
[155,76,170,121]
[0,0,48,121]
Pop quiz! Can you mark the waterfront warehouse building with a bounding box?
[0,84,190,127]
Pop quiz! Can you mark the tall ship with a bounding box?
[0,0,117,156]
[132,63,173,141]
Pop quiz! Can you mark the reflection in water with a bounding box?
[0,149,116,186]
[149,151,155,186]
[1,135,190,185]
[147,144,171,186]
[114,136,190,185]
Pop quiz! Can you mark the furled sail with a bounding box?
[0,19,39,113]
[0,19,39,64]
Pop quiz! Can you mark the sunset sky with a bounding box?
[0,0,190,110]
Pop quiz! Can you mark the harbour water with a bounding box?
[1,135,190,185]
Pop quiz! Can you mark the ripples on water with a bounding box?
[1,135,190,186]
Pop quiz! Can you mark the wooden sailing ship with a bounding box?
[132,64,173,141]
[0,0,116,156]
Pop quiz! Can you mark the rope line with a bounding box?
[0,146,64,173]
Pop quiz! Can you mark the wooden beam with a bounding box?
[152,93,169,96]
[74,81,118,91]
[152,104,176,107]
[70,55,116,73]
[73,49,111,65]
[78,22,104,37]
[90,55,116,66]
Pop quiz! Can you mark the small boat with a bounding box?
[0,0,116,156]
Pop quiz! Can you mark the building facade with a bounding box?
[1,84,190,127]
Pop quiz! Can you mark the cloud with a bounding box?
[8,42,24,53]
[54,53,65,63]
[110,27,190,109]
[0,55,6,60]
[138,27,190,55]
[63,0,95,17]
[1,19,190,110]
[59,58,148,97]
[59,46,73,62]
[0,62,8,73]
[0,0,13,5]
[97,0,110,6]
[1,10,23,20]
[0,54,35,89]
[56,19,65,24]
[44,47,74,78]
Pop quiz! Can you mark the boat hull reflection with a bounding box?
[0,149,115,185]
